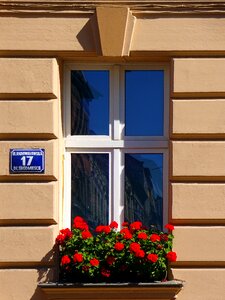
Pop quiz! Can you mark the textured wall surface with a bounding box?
[1,4,225,300]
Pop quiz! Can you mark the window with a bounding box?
[64,64,169,230]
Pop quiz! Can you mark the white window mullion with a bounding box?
[112,149,123,228]
[163,149,169,227]
[63,152,72,228]
[120,67,125,139]
[64,66,71,138]
[112,66,121,140]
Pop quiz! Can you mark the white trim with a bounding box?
[63,64,71,138]
[63,63,169,229]
[112,149,123,227]
[63,152,71,228]
[65,138,169,149]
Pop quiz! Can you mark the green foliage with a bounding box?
[56,217,176,283]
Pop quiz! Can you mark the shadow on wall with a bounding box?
[76,14,102,54]
[31,245,58,300]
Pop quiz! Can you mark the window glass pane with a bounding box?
[71,153,109,230]
[124,153,163,229]
[125,70,164,136]
[71,70,109,135]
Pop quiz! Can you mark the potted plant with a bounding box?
[56,216,177,283]
[39,217,183,300]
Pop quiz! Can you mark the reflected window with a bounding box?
[71,153,109,230]
[125,154,163,229]
[125,70,164,136]
[71,71,109,135]
[66,65,168,230]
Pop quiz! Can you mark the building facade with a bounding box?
[0,0,225,299]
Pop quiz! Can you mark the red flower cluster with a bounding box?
[109,221,118,229]
[160,234,169,242]
[129,242,145,258]
[147,253,158,263]
[138,232,148,240]
[81,230,92,239]
[150,234,161,242]
[73,253,83,263]
[164,224,174,232]
[106,256,116,265]
[73,216,88,231]
[61,255,71,265]
[120,228,133,239]
[90,258,100,266]
[114,242,124,251]
[166,251,177,262]
[130,221,142,231]
[101,267,111,277]
[57,217,177,283]
[95,225,111,234]
[56,228,72,245]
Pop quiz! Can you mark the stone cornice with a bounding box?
[1,1,225,15]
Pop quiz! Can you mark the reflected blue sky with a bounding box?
[71,69,164,137]
[125,70,164,136]
[82,71,109,135]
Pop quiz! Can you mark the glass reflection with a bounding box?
[124,154,163,229]
[71,154,109,230]
[71,70,109,135]
[125,70,164,136]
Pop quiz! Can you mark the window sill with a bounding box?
[39,281,184,300]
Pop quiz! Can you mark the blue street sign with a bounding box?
[10,149,45,174]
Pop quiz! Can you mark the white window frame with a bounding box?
[63,63,169,229]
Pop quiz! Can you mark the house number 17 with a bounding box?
[21,156,34,166]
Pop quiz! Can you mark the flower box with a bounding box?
[39,217,184,299]
[39,281,184,300]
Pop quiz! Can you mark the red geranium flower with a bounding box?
[130,221,142,231]
[73,253,83,263]
[129,242,141,253]
[61,255,71,265]
[147,253,158,263]
[160,234,169,242]
[109,221,118,229]
[82,265,90,272]
[137,232,148,240]
[95,225,111,234]
[135,249,145,258]
[103,225,111,234]
[166,251,177,262]
[81,230,92,239]
[95,225,104,233]
[114,242,124,251]
[56,228,72,245]
[101,267,111,277]
[122,221,129,227]
[120,228,133,239]
[150,234,161,242]
[106,256,116,265]
[73,216,89,231]
[164,224,174,232]
[90,258,100,266]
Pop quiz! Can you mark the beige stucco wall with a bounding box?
[1,2,225,300]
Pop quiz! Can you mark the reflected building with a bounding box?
[71,71,93,135]
[71,70,163,229]
[71,71,109,229]
[125,154,163,229]
[71,153,109,231]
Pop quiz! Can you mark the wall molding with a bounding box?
[1,1,225,15]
